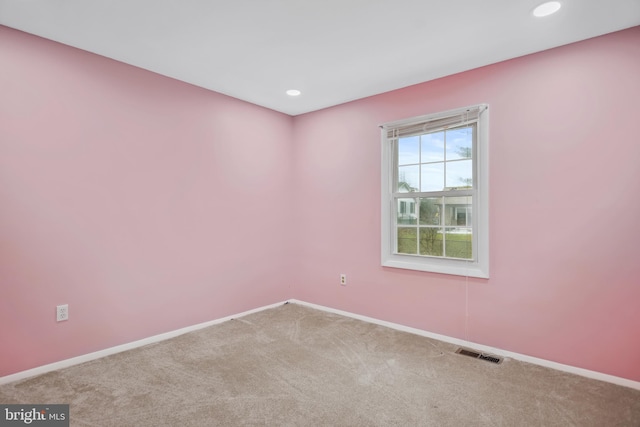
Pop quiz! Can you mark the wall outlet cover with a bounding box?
[56,304,69,322]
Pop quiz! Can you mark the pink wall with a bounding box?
[2,24,639,383]
[292,27,640,381]
[0,27,293,376]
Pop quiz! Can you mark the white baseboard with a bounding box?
[289,299,640,391]
[0,300,288,386]
[3,298,638,391]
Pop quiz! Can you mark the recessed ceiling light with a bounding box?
[533,1,561,17]
[286,89,301,96]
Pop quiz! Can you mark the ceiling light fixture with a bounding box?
[533,1,561,17]
[286,89,301,97]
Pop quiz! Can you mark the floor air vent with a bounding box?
[456,348,503,364]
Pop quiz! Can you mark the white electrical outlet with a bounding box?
[340,274,347,286]
[56,304,69,322]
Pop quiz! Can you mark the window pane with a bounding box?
[397,228,417,254]
[444,196,472,226]
[419,197,442,225]
[419,227,443,256]
[421,132,444,162]
[444,227,472,259]
[445,159,472,189]
[397,198,417,225]
[421,163,444,192]
[446,127,473,160]
[398,165,419,192]
[398,136,420,165]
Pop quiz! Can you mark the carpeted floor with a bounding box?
[1,303,639,426]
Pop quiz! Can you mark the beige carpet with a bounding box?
[1,303,638,426]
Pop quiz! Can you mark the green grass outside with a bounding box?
[397,227,472,259]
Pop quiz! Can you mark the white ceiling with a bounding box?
[1,1,638,116]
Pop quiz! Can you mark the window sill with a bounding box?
[382,255,489,278]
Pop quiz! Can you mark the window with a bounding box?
[381,104,489,278]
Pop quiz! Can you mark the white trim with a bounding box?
[289,299,640,391]
[3,298,638,391]
[0,300,288,386]
[381,104,489,278]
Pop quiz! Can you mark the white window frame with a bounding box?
[381,104,489,278]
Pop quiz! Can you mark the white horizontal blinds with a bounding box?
[384,105,483,139]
